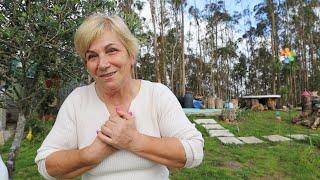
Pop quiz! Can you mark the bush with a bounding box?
[25,115,54,142]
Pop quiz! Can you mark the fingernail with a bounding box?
[115,107,119,112]
[96,130,99,134]
[129,112,133,116]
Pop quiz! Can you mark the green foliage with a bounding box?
[0,0,130,117]
[0,118,55,179]
[0,112,320,179]
[25,116,55,139]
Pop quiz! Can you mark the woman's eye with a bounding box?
[87,54,97,61]
[107,48,118,54]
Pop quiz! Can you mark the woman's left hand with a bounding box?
[98,109,142,151]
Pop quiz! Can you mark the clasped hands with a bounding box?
[84,108,143,165]
[97,108,141,152]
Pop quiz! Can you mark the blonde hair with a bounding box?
[74,13,139,62]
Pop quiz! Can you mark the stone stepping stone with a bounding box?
[203,124,225,130]
[195,119,217,124]
[286,134,308,140]
[238,136,264,144]
[262,135,291,142]
[208,130,234,137]
[217,137,244,145]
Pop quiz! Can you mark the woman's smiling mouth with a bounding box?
[99,71,117,78]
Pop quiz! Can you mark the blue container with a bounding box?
[224,102,234,109]
[184,92,194,108]
[193,100,203,109]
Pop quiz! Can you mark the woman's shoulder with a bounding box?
[141,80,169,90]
[73,82,94,93]
[140,80,173,97]
[65,82,94,102]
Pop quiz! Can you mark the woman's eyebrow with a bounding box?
[104,43,118,50]
[85,50,96,57]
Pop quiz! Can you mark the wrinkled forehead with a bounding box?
[88,29,123,49]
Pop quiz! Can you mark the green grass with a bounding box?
[170,111,320,179]
[0,111,320,179]
[219,110,318,137]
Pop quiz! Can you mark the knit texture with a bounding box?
[35,80,204,180]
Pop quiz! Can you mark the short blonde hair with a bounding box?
[74,13,139,62]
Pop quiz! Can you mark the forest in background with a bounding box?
[138,0,320,107]
[0,0,319,176]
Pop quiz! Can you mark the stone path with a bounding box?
[262,135,291,142]
[286,134,308,140]
[238,136,264,144]
[209,130,234,137]
[194,118,318,145]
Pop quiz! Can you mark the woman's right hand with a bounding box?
[44,134,117,178]
[81,134,117,165]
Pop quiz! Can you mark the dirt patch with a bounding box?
[220,161,243,170]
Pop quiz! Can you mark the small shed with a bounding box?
[240,95,281,110]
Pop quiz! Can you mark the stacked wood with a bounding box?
[231,99,238,109]
[267,98,276,110]
[293,92,320,129]
[215,98,223,109]
[221,109,236,122]
[206,97,215,109]
[251,99,264,111]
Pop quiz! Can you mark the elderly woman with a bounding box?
[35,13,204,180]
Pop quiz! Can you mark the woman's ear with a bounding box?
[130,55,136,65]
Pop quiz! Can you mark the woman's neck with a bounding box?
[95,79,140,113]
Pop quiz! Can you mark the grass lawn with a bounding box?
[0,110,320,179]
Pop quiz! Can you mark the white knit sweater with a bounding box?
[35,80,204,180]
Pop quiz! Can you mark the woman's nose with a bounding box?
[98,55,110,70]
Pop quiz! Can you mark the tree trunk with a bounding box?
[267,0,277,94]
[180,2,186,96]
[195,15,203,96]
[149,0,161,83]
[171,8,179,93]
[159,0,167,85]
[7,113,27,179]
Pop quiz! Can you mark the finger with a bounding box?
[109,115,125,123]
[109,113,118,119]
[116,109,133,120]
[100,125,113,137]
[104,120,116,127]
[109,109,119,117]
[97,131,113,144]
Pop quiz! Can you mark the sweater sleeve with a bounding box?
[34,89,79,179]
[154,83,204,168]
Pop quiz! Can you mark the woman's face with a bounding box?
[85,30,134,91]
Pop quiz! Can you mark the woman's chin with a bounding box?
[97,80,120,91]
